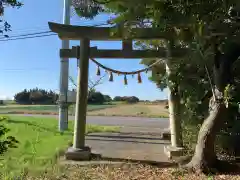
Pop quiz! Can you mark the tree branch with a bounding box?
[69,76,77,87]
[88,72,107,92]
[69,72,107,92]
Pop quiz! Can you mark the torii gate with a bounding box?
[48,22,187,160]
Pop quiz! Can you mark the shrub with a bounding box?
[113,96,122,101]
[125,96,139,104]
[0,116,18,155]
[103,95,112,102]
[113,96,140,103]
[14,88,58,105]
[88,91,105,104]
[182,103,240,159]
[216,107,240,158]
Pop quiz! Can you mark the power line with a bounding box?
[0,22,112,42]
[0,68,55,71]
[0,26,52,38]
[1,21,111,37]
[0,21,109,37]
[1,26,50,33]
[0,33,57,41]
[0,31,53,40]
[0,21,103,38]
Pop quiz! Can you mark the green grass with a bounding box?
[0,104,116,114]
[2,100,16,105]
[0,115,120,178]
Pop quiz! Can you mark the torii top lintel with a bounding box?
[48,22,169,40]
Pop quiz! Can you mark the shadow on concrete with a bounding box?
[90,153,176,168]
[86,137,170,145]
[87,133,164,141]
[115,132,164,136]
[6,119,73,135]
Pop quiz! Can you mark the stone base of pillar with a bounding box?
[65,146,91,161]
[161,128,171,140]
[164,145,184,159]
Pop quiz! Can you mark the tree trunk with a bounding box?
[185,98,227,173]
[184,42,240,173]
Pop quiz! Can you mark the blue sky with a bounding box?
[0,0,167,100]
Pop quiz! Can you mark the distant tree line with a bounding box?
[113,96,139,103]
[14,88,58,105]
[13,88,113,105]
[69,75,140,104]
[13,88,140,105]
[88,94,140,104]
[87,91,112,104]
[81,92,140,104]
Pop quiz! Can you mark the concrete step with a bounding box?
[87,132,170,145]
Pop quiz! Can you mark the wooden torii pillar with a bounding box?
[48,22,187,160]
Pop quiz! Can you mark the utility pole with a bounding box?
[59,0,71,131]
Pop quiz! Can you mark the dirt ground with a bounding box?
[87,104,169,117]
[28,163,240,180]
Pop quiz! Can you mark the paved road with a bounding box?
[8,114,169,129]
[7,114,170,162]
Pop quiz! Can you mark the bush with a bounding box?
[182,118,201,155]
[113,96,140,103]
[0,116,18,155]
[113,96,122,101]
[125,96,139,104]
[103,95,112,102]
[14,88,58,105]
[88,91,105,104]
[0,100,3,105]
[182,102,240,159]
[216,106,240,157]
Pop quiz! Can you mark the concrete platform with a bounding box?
[65,146,91,161]
[82,129,171,163]
[164,145,184,159]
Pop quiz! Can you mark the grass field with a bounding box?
[0,104,116,115]
[0,103,169,118]
[0,115,120,178]
[88,104,169,118]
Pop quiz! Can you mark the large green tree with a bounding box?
[0,0,22,155]
[0,0,22,35]
[14,88,59,105]
[74,0,240,173]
